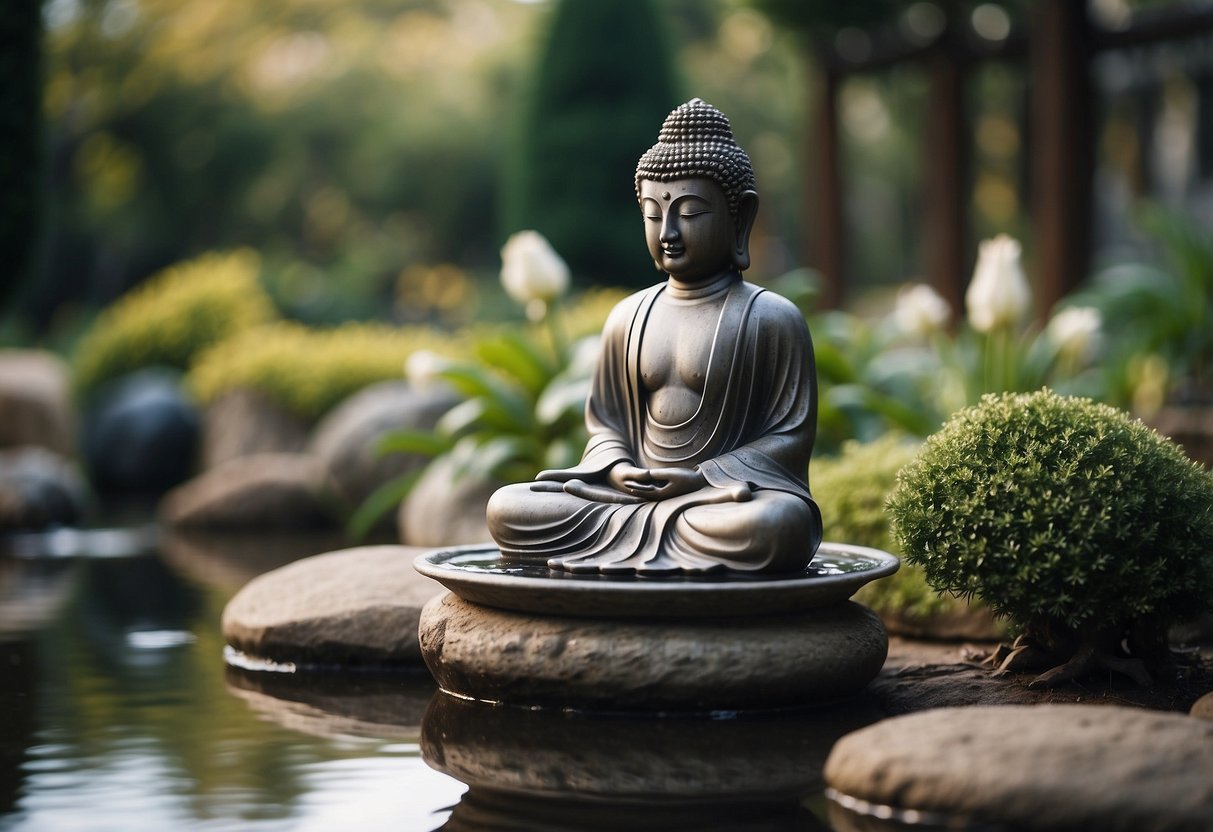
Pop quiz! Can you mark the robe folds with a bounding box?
[487,277,823,574]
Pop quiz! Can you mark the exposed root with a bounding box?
[981,617,1172,689]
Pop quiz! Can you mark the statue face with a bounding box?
[639,178,736,283]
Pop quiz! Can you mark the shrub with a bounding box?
[187,321,459,423]
[72,249,275,396]
[888,389,1213,683]
[811,435,961,620]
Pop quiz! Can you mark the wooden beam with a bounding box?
[923,49,968,320]
[1030,0,1094,318]
[806,61,845,309]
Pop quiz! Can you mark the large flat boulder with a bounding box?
[824,704,1213,831]
[221,545,444,667]
[0,350,73,455]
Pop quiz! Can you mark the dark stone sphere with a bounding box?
[82,368,200,495]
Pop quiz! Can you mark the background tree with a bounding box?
[0,0,45,307]
[503,0,682,288]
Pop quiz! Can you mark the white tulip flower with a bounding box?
[893,283,951,338]
[404,349,447,387]
[1046,306,1101,362]
[965,234,1031,333]
[500,231,570,321]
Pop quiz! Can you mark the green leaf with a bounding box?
[376,429,453,457]
[476,331,557,397]
[347,468,424,540]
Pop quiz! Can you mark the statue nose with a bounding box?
[660,216,680,242]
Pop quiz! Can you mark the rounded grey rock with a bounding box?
[399,453,498,547]
[221,544,445,666]
[419,592,888,711]
[824,704,1213,831]
[160,453,343,529]
[308,380,456,512]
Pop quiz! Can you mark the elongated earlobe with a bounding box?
[733,190,759,271]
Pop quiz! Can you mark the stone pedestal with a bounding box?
[415,543,896,712]
[420,593,886,711]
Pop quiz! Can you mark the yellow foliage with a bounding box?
[73,249,275,395]
[187,321,461,422]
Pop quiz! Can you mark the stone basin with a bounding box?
[414,541,899,619]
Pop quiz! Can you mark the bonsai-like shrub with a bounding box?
[73,249,275,396]
[888,389,1213,685]
[812,435,965,622]
[187,321,459,423]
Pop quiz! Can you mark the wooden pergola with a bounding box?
[804,0,1213,318]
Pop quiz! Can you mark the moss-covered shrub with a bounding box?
[811,435,958,620]
[73,250,275,396]
[888,389,1213,682]
[187,321,459,423]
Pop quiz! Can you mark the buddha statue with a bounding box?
[487,98,822,575]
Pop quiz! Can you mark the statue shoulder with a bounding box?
[601,285,662,336]
[748,285,809,332]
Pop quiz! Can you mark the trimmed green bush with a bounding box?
[187,321,458,423]
[72,249,275,396]
[888,389,1213,681]
[811,435,961,620]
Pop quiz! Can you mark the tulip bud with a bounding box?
[893,283,951,338]
[1046,306,1101,362]
[404,349,447,387]
[500,231,570,316]
[965,234,1031,333]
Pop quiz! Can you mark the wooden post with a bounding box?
[1030,0,1094,318]
[806,60,845,310]
[923,47,968,320]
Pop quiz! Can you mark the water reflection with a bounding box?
[0,537,462,831]
[421,692,885,831]
[225,667,435,742]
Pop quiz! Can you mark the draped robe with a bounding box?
[487,277,823,574]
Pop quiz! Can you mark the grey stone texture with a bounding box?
[418,593,888,711]
[0,350,73,455]
[221,544,444,667]
[824,704,1213,832]
[308,380,455,518]
[398,453,498,546]
[201,388,309,470]
[159,452,343,529]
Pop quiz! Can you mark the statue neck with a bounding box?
[665,268,740,300]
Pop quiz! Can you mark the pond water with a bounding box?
[0,530,910,832]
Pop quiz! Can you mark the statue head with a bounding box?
[635,99,759,274]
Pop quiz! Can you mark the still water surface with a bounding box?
[0,534,465,831]
[0,531,883,831]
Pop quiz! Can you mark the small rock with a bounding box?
[81,368,199,494]
[308,381,456,521]
[1193,691,1213,721]
[0,350,73,455]
[0,446,89,531]
[399,453,498,546]
[824,704,1213,831]
[201,387,309,469]
[159,453,344,529]
[221,545,444,666]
